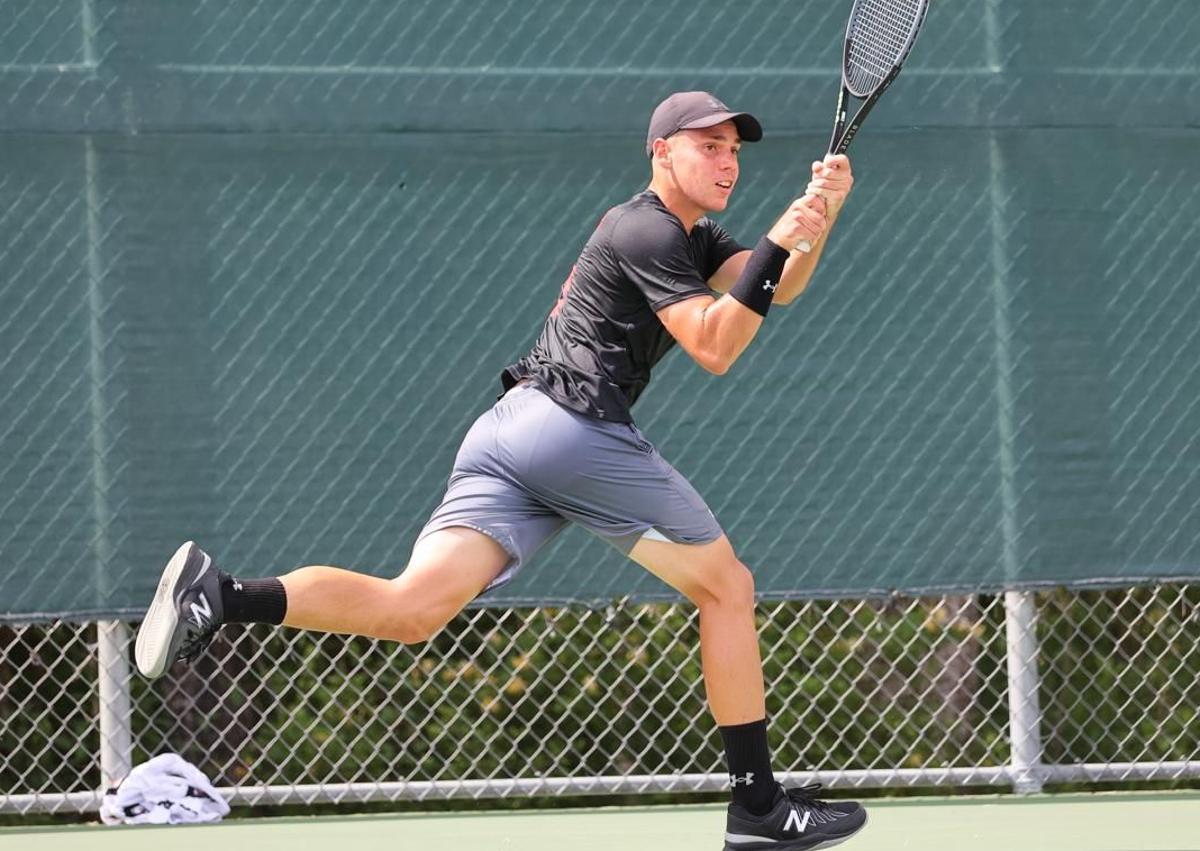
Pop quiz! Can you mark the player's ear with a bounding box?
[652,137,672,168]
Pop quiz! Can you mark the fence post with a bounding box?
[97,620,133,789]
[1004,590,1044,794]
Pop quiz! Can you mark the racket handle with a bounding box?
[793,240,812,253]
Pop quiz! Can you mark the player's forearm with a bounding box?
[774,207,841,304]
[697,236,790,373]
[696,296,766,374]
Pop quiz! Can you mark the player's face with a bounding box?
[668,123,741,212]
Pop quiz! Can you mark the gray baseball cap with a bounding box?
[645,91,764,157]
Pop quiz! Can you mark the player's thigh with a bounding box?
[628,533,754,609]
[391,527,510,629]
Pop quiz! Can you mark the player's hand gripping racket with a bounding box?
[796,0,930,252]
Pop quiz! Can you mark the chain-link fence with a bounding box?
[4,584,1197,814]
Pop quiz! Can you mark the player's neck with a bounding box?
[646,179,705,233]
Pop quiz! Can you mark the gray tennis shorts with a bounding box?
[417,382,723,593]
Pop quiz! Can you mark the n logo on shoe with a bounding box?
[784,807,812,834]
[189,594,212,628]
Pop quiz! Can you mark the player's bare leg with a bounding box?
[135,527,507,678]
[629,533,866,850]
[280,527,508,642]
[629,534,765,725]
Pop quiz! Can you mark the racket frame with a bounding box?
[829,0,929,155]
[828,64,902,156]
[795,0,929,252]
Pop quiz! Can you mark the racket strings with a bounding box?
[845,0,924,94]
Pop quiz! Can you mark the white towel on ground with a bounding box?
[100,753,231,825]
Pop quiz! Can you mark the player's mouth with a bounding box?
[715,180,734,194]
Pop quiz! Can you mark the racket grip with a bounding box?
[793,240,812,253]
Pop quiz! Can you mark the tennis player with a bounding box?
[137,91,862,850]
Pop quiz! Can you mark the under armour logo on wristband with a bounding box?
[729,772,755,787]
[763,280,777,293]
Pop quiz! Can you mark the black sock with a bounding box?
[219,572,287,625]
[720,718,778,815]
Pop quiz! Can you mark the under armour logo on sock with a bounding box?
[729,772,755,787]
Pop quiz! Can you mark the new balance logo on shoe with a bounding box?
[188,594,213,629]
[729,773,755,787]
[783,807,812,834]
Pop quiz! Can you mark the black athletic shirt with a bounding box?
[501,190,746,423]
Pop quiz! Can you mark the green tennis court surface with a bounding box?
[4,792,1199,851]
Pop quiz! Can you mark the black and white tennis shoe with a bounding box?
[723,783,866,851]
[135,541,225,679]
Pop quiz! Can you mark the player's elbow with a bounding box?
[675,304,739,374]
[696,350,733,375]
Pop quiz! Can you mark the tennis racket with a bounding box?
[796,0,930,252]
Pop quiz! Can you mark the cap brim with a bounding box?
[679,111,763,143]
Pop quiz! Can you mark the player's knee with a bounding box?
[391,622,438,645]
[725,561,757,609]
[381,610,446,645]
[697,560,756,611]
[374,592,452,645]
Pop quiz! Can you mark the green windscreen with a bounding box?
[1,0,1197,619]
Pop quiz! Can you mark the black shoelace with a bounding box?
[179,622,220,664]
[785,783,845,820]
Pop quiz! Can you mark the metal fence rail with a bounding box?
[3,583,1197,814]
